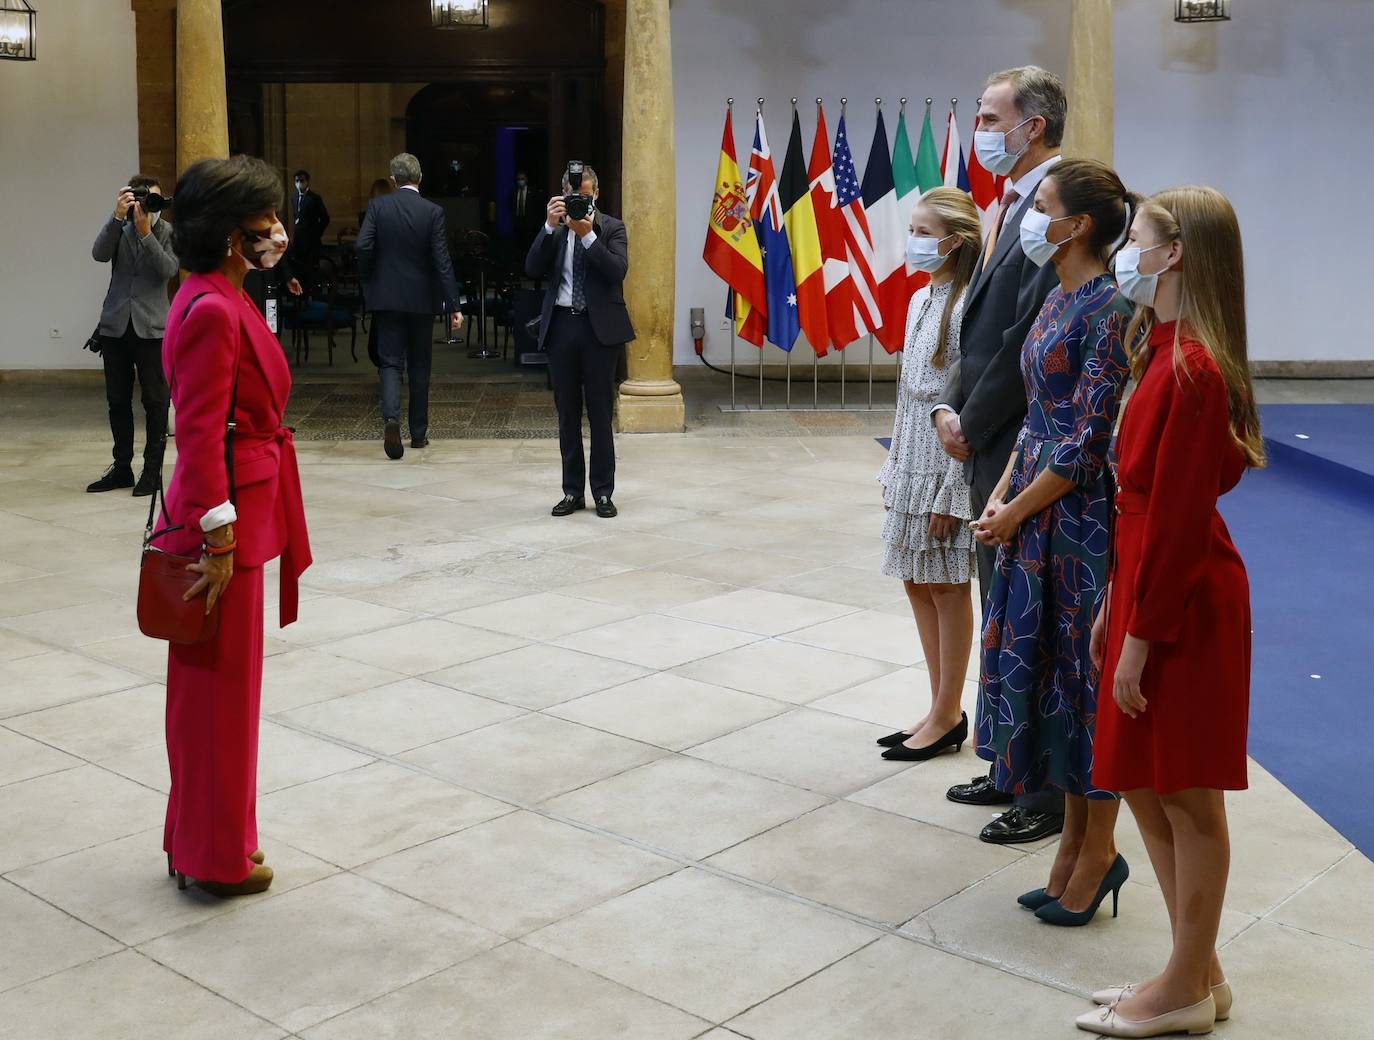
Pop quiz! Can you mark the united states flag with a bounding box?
[833,113,882,337]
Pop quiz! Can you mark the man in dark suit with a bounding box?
[933,66,1066,843]
[356,153,463,460]
[510,170,539,243]
[289,169,330,269]
[526,163,634,518]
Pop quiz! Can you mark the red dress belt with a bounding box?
[236,426,312,627]
[1114,489,1148,516]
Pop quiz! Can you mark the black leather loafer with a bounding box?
[946,774,1014,806]
[595,497,617,518]
[979,806,1064,845]
[86,464,135,493]
[132,468,158,498]
[552,495,585,517]
[384,421,404,460]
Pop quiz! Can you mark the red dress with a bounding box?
[1092,322,1251,793]
[158,271,311,883]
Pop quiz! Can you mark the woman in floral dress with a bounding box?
[971,160,1136,926]
[876,188,984,762]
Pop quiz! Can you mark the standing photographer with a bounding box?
[526,162,635,518]
[89,175,178,496]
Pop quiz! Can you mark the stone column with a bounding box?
[176,0,230,171]
[617,0,683,433]
[131,0,178,188]
[1063,0,1114,164]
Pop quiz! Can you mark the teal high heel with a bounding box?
[1034,854,1129,927]
[1017,888,1056,911]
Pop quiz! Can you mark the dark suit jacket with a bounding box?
[290,189,330,257]
[524,213,636,349]
[940,191,1060,461]
[356,188,463,315]
[92,216,178,339]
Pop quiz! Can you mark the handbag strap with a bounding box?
[144,292,242,548]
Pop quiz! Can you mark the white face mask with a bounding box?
[295,182,307,194]
[1114,243,1170,306]
[237,221,289,270]
[973,116,1033,177]
[906,233,956,273]
[1019,208,1078,267]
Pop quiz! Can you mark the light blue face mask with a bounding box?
[905,232,957,273]
[1114,243,1170,306]
[1019,208,1079,267]
[973,116,1034,176]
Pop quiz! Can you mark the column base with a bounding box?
[616,379,685,434]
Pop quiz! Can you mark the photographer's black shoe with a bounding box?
[551,495,585,517]
[132,468,158,498]
[595,496,617,518]
[87,464,135,493]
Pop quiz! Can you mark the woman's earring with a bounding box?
[226,237,234,256]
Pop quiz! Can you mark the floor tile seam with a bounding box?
[128,942,331,1035]
[1245,912,1374,957]
[330,806,526,876]
[830,792,1043,858]
[1259,845,1359,924]
[0,759,84,792]
[716,934,893,1030]
[904,846,1064,926]
[264,712,1085,998]
[0,876,133,979]
[0,721,166,785]
[656,603,872,640]
[0,946,131,1000]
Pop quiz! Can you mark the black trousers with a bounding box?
[375,312,434,440]
[546,310,618,500]
[969,425,1064,817]
[100,323,168,469]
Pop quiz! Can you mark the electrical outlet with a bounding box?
[718,318,731,331]
[49,328,62,339]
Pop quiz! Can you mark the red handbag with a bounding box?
[137,293,239,644]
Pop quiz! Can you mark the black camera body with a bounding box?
[131,187,172,214]
[563,159,594,221]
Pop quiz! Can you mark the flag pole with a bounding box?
[868,333,874,408]
[726,98,737,410]
[814,96,823,411]
[757,97,766,412]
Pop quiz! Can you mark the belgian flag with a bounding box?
[779,109,830,356]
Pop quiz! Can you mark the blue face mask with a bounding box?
[1114,243,1170,306]
[905,233,956,273]
[1019,208,1080,267]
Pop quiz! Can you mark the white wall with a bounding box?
[0,0,139,370]
[671,0,1374,365]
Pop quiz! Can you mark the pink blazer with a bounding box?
[159,271,311,624]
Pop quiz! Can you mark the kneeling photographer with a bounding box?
[88,176,178,496]
[526,161,635,519]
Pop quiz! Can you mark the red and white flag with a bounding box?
[966,113,1007,234]
[808,103,861,351]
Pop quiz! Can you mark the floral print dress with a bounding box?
[975,273,1132,798]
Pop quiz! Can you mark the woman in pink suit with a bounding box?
[159,156,311,897]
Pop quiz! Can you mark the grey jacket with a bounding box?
[91,215,179,339]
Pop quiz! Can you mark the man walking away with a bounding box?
[356,153,463,460]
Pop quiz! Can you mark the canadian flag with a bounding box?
[966,113,1007,234]
[808,103,861,351]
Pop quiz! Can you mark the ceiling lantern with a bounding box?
[1174,0,1231,23]
[432,0,489,30]
[0,0,36,61]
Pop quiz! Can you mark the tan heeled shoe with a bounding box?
[167,849,264,877]
[176,863,274,898]
[1075,994,1215,1037]
[1092,981,1231,1021]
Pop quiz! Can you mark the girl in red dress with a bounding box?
[1077,187,1265,1038]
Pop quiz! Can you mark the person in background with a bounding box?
[357,153,463,459]
[1079,186,1262,1039]
[875,187,982,762]
[158,155,312,898]
[934,65,1068,844]
[289,169,330,270]
[971,159,1136,927]
[511,169,539,242]
[88,175,179,496]
[526,163,635,519]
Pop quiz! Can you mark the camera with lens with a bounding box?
[562,159,594,222]
[130,187,172,214]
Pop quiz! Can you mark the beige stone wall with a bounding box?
[274,82,424,236]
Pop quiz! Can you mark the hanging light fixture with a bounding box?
[1175,0,1230,22]
[0,0,37,61]
[431,0,489,30]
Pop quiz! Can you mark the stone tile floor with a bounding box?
[1,422,1372,1038]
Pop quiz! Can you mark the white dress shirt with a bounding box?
[545,220,597,308]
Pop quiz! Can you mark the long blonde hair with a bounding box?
[1124,186,1266,468]
[917,187,982,367]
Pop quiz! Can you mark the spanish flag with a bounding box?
[780,108,830,356]
[703,107,766,341]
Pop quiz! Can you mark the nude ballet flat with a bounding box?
[1092,982,1231,1021]
[1075,994,1215,1037]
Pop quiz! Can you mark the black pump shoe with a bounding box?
[876,729,916,747]
[87,464,135,493]
[552,495,585,517]
[882,713,968,761]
